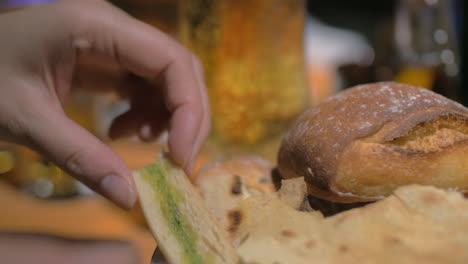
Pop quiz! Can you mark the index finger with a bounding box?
[65,0,211,171]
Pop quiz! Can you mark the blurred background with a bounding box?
[0,0,466,263]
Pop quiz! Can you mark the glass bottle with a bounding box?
[391,0,460,101]
[178,0,308,161]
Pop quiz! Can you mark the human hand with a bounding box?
[0,0,210,209]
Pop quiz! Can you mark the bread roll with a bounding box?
[278,82,468,203]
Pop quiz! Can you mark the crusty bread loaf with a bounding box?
[278,82,468,203]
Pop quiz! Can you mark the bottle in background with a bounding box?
[339,0,461,103]
[381,0,461,101]
[178,0,309,161]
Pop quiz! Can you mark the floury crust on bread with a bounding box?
[278,82,468,203]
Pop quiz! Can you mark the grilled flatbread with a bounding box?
[235,185,468,264]
[134,154,239,264]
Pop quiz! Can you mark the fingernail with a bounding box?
[101,175,136,210]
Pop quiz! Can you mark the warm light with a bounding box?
[32,178,54,198]
[0,151,15,174]
[179,0,308,158]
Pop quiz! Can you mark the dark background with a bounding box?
[306,0,466,105]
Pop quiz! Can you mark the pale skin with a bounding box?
[0,0,211,262]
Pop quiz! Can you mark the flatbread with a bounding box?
[134,154,239,264]
[235,185,468,264]
[195,156,275,240]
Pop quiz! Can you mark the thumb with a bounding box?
[26,108,136,209]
